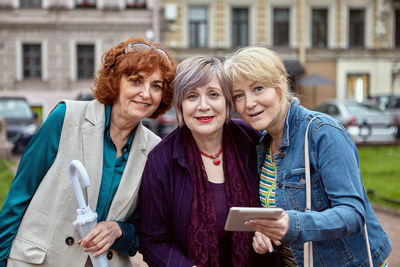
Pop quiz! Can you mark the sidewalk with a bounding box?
[374,205,400,266]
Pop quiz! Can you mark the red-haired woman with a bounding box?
[0,37,176,267]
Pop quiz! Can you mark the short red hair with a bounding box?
[93,37,176,119]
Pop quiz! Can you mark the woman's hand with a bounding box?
[245,212,290,241]
[252,231,274,254]
[78,221,122,257]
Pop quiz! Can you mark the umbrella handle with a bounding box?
[69,160,91,209]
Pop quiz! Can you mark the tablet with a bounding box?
[224,207,283,232]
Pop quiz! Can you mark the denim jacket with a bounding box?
[256,99,391,266]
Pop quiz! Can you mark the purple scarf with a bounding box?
[184,125,259,267]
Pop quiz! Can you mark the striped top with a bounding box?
[259,145,276,208]
[259,145,297,267]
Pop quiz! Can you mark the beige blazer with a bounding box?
[7,100,160,267]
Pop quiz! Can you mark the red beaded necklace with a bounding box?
[199,146,223,166]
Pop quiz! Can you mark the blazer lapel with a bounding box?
[82,100,105,210]
[107,122,148,220]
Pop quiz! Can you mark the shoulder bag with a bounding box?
[303,116,373,267]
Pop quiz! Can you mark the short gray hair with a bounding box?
[172,56,233,126]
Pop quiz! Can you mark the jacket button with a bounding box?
[107,251,113,260]
[277,182,283,188]
[65,237,74,246]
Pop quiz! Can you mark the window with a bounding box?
[76,0,95,8]
[396,9,400,48]
[349,9,365,48]
[347,74,369,101]
[273,8,290,47]
[312,8,328,48]
[20,0,41,8]
[23,44,41,79]
[77,45,95,80]
[126,0,146,8]
[189,6,208,48]
[232,8,249,47]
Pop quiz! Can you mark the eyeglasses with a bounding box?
[125,42,171,63]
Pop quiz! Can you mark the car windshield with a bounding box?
[345,102,381,115]
[387,97,400,109]
[0,99,33,119]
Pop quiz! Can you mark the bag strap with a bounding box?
[303,116,319,267]
[303,116,373,267]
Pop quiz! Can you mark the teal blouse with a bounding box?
[0,103,139,266]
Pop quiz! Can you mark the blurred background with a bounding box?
[0,0,400,264]
[0,0,399,143]
[0,0,399,145]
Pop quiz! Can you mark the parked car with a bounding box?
[75,92,95,101]
[154,107,177,138]
[315,99,398,143]
[0,96,38,153]
[367,95,400,139]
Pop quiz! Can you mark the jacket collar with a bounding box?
[83,99,149,219]
[171,126,189,167]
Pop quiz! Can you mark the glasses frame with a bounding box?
[124,42,171,63]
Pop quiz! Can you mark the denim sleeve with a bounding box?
[0,103,65,263]
[139,155,194,267]
[110,209,140,256]
[282,124,365,246]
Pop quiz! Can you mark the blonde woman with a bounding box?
[224,46,391,266]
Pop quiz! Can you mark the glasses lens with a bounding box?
[125,42,151,53]
[155,48,169,60]
[125,42,170,63]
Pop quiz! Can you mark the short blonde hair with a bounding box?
[224,46,292,101]
[172,56,233,126]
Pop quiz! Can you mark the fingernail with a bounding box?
[269,247,274,253]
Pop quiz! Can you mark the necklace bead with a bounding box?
[199,145,223,166]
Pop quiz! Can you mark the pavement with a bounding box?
[374,205,400,266]
[9,155,400,266]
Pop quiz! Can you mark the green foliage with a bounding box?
[0,158,14,209]
[359,145,400,209]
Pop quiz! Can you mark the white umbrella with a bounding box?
[70,160,109,267]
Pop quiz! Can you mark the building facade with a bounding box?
[0,0,399,114]
[0,0,159,118]
[162,0,400,108]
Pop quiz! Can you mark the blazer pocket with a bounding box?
[8,237,47,264]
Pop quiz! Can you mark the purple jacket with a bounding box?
[139,119,261,266]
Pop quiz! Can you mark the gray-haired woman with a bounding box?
[139,56,282,267]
